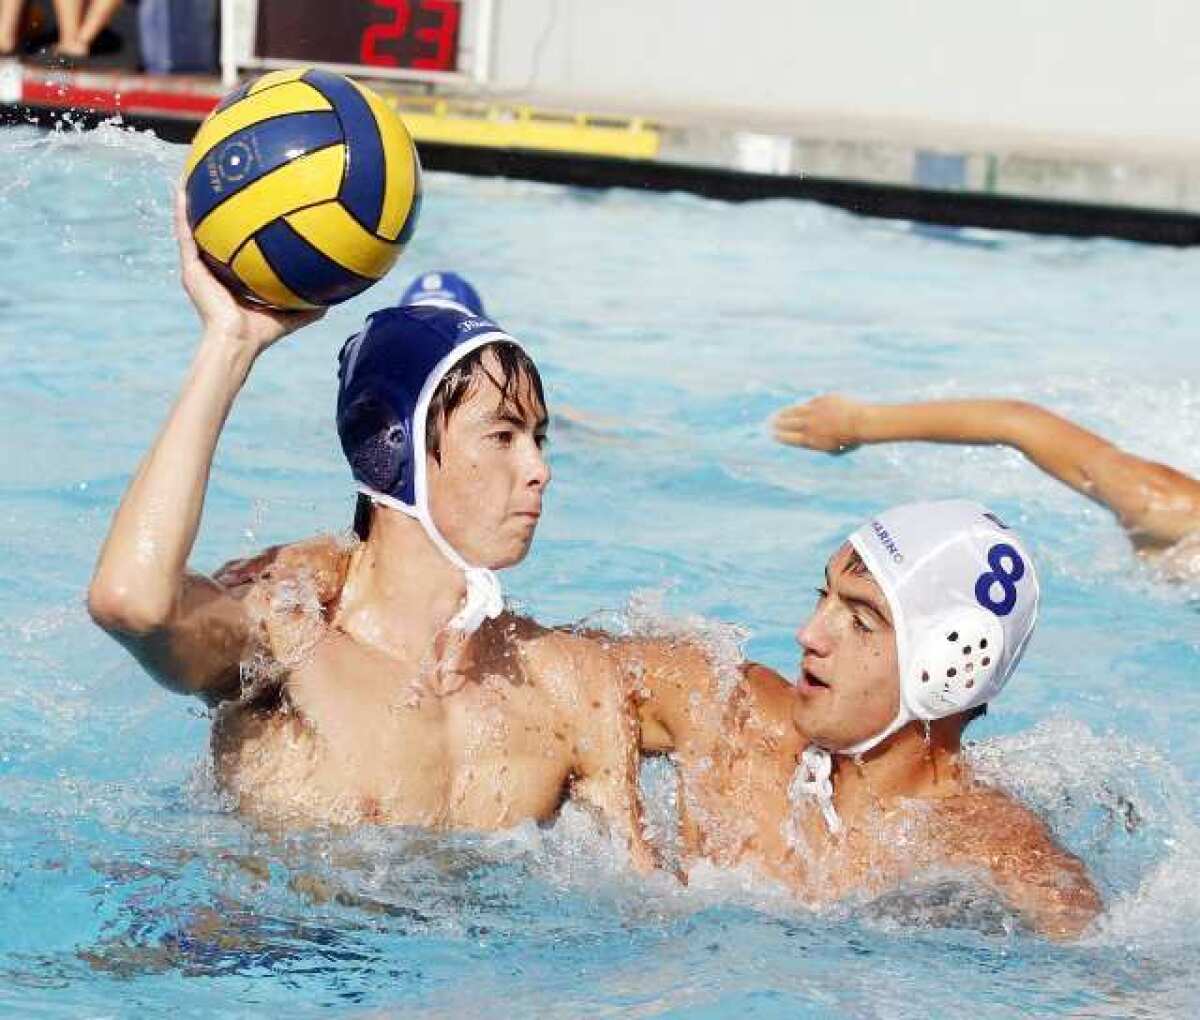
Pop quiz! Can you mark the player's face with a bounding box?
[426,353,550,569]
[792,544,900,750]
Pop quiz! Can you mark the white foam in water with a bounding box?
[969,718,1200,946]
[487,787,814,929]
[582,587,750,702]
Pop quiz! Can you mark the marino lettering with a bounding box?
[871,521,905,564]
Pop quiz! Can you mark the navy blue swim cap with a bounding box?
[399,270,486,317]
[336,303,520,508]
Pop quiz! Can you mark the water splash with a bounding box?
[582,586,750,702]
[969,717,1200,946]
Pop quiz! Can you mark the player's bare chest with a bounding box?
[215,635,573,827]
[295,632,560,748]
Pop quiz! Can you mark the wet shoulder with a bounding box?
[236,534,353,667]
[512,624,621,707]
[935,781,1102,938]
[736,663,799,740]
[256,534,352,603]
[213,533,350,595]
[937,783,1080,872]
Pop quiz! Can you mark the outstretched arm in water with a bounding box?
[532,634,663,874]
[939,791,1103,941]
[87,191,325,703]
[773,395,1200,550]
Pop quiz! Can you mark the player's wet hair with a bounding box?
[352,340,544,540]
[425,342,545,463]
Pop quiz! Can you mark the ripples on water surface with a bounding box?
[1,122,1198,1017]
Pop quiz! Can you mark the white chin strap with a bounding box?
[792,746,842,835]
[796,709,913,836]
[358,485,505,634]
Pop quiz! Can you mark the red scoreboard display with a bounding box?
[255,0,464,76]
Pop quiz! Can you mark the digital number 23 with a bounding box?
[361,0,411,67]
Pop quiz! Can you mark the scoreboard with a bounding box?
[251,0,472,81]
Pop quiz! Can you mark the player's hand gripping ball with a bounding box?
[183,68,421,310]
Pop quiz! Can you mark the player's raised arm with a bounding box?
[774,395,1200,548]
[86,192,325,702]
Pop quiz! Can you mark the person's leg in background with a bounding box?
[69,0,121,54]
[50,0,81,52]
[0,0,26,54]
[53,0,123,57]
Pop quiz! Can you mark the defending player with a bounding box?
[621,501,1101,939]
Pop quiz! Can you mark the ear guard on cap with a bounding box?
[798,608,1010,836]
[338,390,413,496]
[905,608,1006,719]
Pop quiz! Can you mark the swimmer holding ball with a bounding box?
[88,189,658,871]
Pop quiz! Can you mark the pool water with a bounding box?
[2,121,1199,1017]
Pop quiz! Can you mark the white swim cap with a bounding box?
[794,499,1040,835]
[843,498,1040,756]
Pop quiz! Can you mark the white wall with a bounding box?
[488,1,1200,148]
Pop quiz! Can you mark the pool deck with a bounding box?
[3,59,1200,246]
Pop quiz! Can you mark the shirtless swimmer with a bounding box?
[87,196,655,867]
[625,500,1102,938]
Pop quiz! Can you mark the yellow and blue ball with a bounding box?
[184,68,421,310]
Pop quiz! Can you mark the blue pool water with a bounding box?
[2,122,1199,1017]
